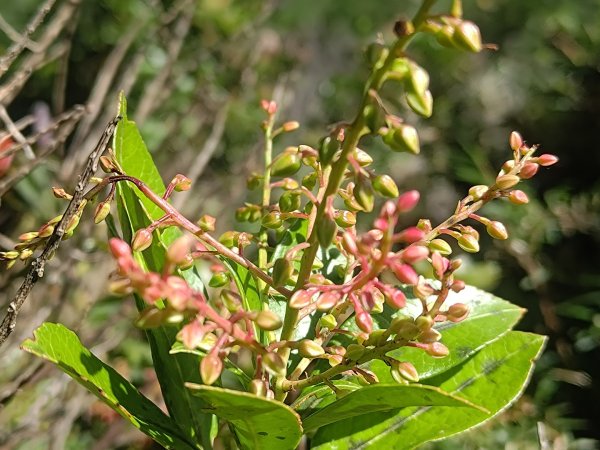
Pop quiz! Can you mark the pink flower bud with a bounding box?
[495,174,520,190]
[385,289,406,309]
[424,342,449,358]
[451,279,466,292]
[397,226,425,243]
[447,302,469,322]
[197,214,216,232]
[260,99,277,115]
[392,263,419,285]
[342,231,359,255]
[394,361,420,383]
[519,163,539,179]
[355,310,373,333]
[289,289,313,309]
[109,238,132,259]
[537,154,559,166]
[171,174,192,192]
[132,228,153,252]
[178,320,205,349]
[396,190,420,212]
[508,190,529,205]
[282,121,300,132]
[431,251,449,279]
[200,354,223,385]
[401,245,429,264]
[316,291,342,311]
[486,221,508,240]
[167,236,192,265]
[509,131,523,151]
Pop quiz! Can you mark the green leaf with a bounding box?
[21,323,198,450]
[113,94,212,447]
[298,383,482,432]
[312,331,546,449]
[270,218,307,265]
[387,285,525,379]
[186,383,303,450]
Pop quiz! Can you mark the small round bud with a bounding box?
[197,215,216,232]
[345,344,366,361]
[132,228,153,252]
[279,191,301,213]
[447,303,469,322]
[208,271,229,288]
[509,131,523,151]
[94,202,111,224]
[319,314,337,331]
[271,152,301,177]
[453,21,482,52]
[298,339,325,358]
[334,210,357,228]
[419,328,442,343]
[167,236,192,265]
[424,342,449,358]
[415,315,434,331]
[200,354,223,386]
[495,174,520,190]
[354,178,375,212]
[354,148,374,166]
[519,163,539,179]
[302,172,318,190]
[486,221,508,240]
[508,190,529,205]
[537,154,559,166]
[317,215,338,247]
[385,289,407,309]
[372,174,399,198]
[171,174,192,191]
[289,290,313,309]
[220,289,242,312]
[249,379,268,397]
[254,310,283,331]
[392,263,419,285]
[468,185,489,201]
[355,310,373,333]
[316,291,342,311]
[392,361,420,383]
[457,233,479,253]
[282,121,300,132]
[401,245,429,264]
[247,173,262,190]
[397,190,420,212]
[451,279,466,293]
[394,321,420,341]
[262,211,283,229]
[262,352,286,377]
[406,89,433,118]
[272,258,293,288]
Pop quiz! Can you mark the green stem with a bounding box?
[258,114,275,292]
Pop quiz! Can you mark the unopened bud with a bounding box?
[200,354,223,385]
[395,321,420,341]
[502,160,516,172]
[354,178,375,212]
[519,163,539,179]
[508,190,529,205]
[413,281,435,300]
[334,210,357,228]
[262,211,283,229]
[0,250,19,260]
[451,279,466,293]
[354,148,374,166]
[208,271,229,288]
[453,21,482,52]
[509,131,523,151]
[415,315,434,331]
[447,303,469,322]
[52,187,72,200]
[260,99,277,115]
[298,339,325,358]
[99,155,118,173]
[392,263,418,285]
[397,190,420,212]
[178,321,205,349]
[132,228,153,252]
[279,191,301,212]
[171,174,192,192]
[393,361,420,383]
[486,221,508,240]
[247,173,262,190]
[424,342,449,357]
[419,328,442,343]
[272,258,293,288]
[316,291,341,311]
[135,306,168,329]
[385,289,407,309]
[289,289,313,309]
[282,121,300,132]
[537,154,559,166]
[262,352,286,377]
[18,231,38,241]
[302,172,318,190]
[254,310,283,331]
[317,215,338,247]
[495,174,520,190]
[402,245,429,264]
[372,174,399,198]
[468,185,489,201]
[108,278,132,295]
[345,344,366,361]
[198,214,216,232]
[220,289,242,312]
[271,151,301,177]
[355,310,373,333]
[391,124,420,154]
[249,379,268,397]
[406,89,433,118]
[457,234,479,253]
[38,224,54,238]
[218,231,237,247]
[342,231,359,255]
[94,201,111,224]
[319,313,337,331]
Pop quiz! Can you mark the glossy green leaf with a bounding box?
[186,383,303,450]
[21,323,198,450]
[312,331,546,449]
[113,94,212,447]
[298,383,481,432]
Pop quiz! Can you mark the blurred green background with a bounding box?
[0,0,598,448]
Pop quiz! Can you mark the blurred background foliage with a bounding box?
[0,0,598,448]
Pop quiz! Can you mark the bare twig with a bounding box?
[0,104,35,159]
[0,115,120,348]
[0,105,85,196]
[0,0,56,77]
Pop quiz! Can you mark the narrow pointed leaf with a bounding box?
[21,323,198,450]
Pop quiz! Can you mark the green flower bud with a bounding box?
[247,173,262,190]
[428,238,452,255]
[486,221,508,240]
[209,271,229,288]
[495,174,520,190]
[319,136,340,167]
[345,343,366,361]
[302,172,318,190]
[0,250,20,260]
[218,231,237,247]
[418,328,442,343]
[354,148,374,166]
[200,354,223,385]
[279,191,301,212]
[262,352,286,377]
[317,215,338,248]
[262,211,283,229]
[354,178,374,212]
[272,258,293,288]
[94,201,111,224]
[393,124,420,154]
[334,210,357,228]
[298,339,325,358]
[132,228,153,252]
[457,233,480,253]
[198,214,216,232]
[220,289,242,312]
[254,310,283,331]
[271,151,301,177]
[135,306,168,329]
[406,89,433,118]
[406,61,430,95]
[391,361,420,383]
[435,25,456,48]
[415,315,434,331]
[395,321,420,341]
[235,206,251,222]
[372,174,399,198]
[319,313,337,331]
[453,21,482,53]
[469,185,489,201]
